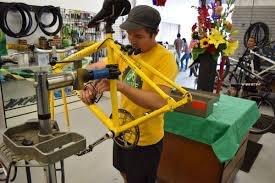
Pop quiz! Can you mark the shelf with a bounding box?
[3,65,50,71]
[5,95,80,119]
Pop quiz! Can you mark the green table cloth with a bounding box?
[164,94,260,162]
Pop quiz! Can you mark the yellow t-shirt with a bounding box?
[119,44,178,146]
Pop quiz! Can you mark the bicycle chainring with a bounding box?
[110,109,139,149]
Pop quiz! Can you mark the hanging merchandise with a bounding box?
[0,30,7,56]
[152,0,167,6]
[0,3,34,38]
[0,2,63,38]
[35,5,63,36]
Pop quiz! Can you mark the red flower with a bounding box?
[197,5,211,31]
[198,5,209,18]
[205,18,212,29]
[153,0,166,6]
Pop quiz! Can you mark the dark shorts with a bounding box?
[113,139,163,183]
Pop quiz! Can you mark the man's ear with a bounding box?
[152,29,159,38]
[156,29,159,35]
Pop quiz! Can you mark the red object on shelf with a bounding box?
[191,100,207,112]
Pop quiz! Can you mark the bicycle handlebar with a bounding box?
[249,49,275,64]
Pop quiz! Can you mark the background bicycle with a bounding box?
[221,52,275,134]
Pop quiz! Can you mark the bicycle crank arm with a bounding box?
[76,131,114,156]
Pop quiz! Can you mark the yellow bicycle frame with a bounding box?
[52,33,192,136]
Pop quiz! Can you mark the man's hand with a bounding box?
[95,79,110,93]
[80,83,98,105]
[80,79,124,104]
[95,79,124,93]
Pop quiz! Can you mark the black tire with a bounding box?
[243,94,275,134]
[244,22,269,48]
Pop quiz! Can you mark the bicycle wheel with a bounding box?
[243,94,275,134]
[244,22,269,48]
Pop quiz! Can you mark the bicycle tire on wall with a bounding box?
[243,94,275,134]
[243,22,269,49]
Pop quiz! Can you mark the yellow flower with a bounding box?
[208,29,226,48]
[223,40,239,56]
[199,37,209,48]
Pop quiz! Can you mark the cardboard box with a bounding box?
[170,88,220,118]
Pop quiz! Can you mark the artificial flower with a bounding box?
[199,37,210,48]
[190,39,199,49]
[208,28,226,48]
[191,0,238,60]
[223,40,239,56]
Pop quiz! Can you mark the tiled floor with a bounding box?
[1,69,274,183]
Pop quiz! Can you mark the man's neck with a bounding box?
[143,41,157,53]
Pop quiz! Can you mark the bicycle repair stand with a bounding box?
[0,62,122,182]
[0,71,87,183]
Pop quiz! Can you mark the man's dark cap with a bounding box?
[120,5,161,31]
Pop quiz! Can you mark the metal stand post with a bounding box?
[35,72,57,183]
[25,161,32,183]
[0,80,7,128]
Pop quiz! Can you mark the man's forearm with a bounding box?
[86,60,106,70]
[118,82,168,110]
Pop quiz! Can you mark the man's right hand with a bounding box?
[80,83,98,105]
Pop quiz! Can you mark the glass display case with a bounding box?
[1,65,47,126]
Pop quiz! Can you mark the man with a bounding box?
[80,5,178,183]
[180,38,190,71]
[174,33,183,68]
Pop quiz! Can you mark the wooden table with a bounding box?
[157,95,260,183]
[158,132,248,183]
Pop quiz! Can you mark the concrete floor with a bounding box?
[1,69,274,183]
